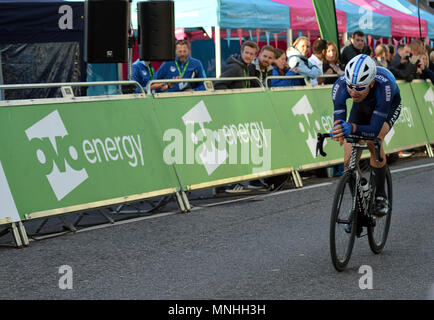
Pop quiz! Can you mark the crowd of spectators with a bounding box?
[132,31,434,95]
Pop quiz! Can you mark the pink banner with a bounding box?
[272,0,346,33]
[175,28,185,40]
[347,0,427,38]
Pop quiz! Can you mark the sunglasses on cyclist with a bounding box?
[347,84,368,92]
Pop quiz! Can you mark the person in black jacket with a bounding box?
[386,44,396,67]
[430,51,434,72]
[389,44,419,82]
[214,41,259,90]
[415,51,434,83]
[341,30,365,68]
[249,45,275,87]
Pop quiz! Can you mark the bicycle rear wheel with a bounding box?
[368,166,393,254]
[330,172,358,271]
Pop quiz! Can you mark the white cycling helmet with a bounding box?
[345,54,377,88]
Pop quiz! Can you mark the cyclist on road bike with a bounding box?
[330,54,401,216]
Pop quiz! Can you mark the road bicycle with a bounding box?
[316,133,393,272]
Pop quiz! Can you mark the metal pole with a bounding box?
[127,0,134,81]
[0,53,3,100]
[215,26,221,78]
[287,28,293,48]
[417,0,422,39]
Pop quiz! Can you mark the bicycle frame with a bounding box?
[347,144,374,219]
[317,133,383,223]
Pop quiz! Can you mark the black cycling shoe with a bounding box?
[374,196,389,217]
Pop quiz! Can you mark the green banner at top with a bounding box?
[312,0,340,54]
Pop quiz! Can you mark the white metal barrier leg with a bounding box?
[11,223,23,248]
[175,191,186,213]
[18,221,29,246]
[426,144,434,158]
[181,191,191,212]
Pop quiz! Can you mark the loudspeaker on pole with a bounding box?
[138,1,175,61]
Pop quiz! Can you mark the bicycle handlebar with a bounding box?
[316,133,383,162]
[316,133,330,157]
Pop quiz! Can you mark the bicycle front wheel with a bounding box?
[330,172,357,272]
[368,166,393,254]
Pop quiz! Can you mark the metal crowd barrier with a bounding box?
[146,77,264,95]
[0,81,145,100]
[265,74,339,89]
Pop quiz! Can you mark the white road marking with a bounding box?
[390,162,434,174]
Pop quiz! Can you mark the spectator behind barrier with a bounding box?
[308,39,328,86]
[386,44,396,66]
[409,38,427,75]
[341,30,365,67]
[426,46,434,73]
[269,48,302,87]
[214,40,259,90]
[410,38,424,57]
[430,51,434,64]
[155,40,206,92]
[389,44,419,82]
[132,59,167,93]
[249,45,275,88]
[415,51,434,83]
[416,39,434,72]
[287,36,322,85]
[323,41,344,85]
[425,44,432,56]
[374,44,388,67]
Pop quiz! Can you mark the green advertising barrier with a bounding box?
[409,80,434,144]
[382,82,430,153]
[267,86,346,170]
[0,97,180,225]
[152,91,295,191]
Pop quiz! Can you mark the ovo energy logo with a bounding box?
[26,110,145,201]
[163,100,271,175]
[25,110,88,201]
[291,95,334,158]
[181,101,229,175]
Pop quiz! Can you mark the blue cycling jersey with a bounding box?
[132,59,155,93]
[332,66,399,138]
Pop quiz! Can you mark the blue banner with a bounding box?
[335,0,391,38]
